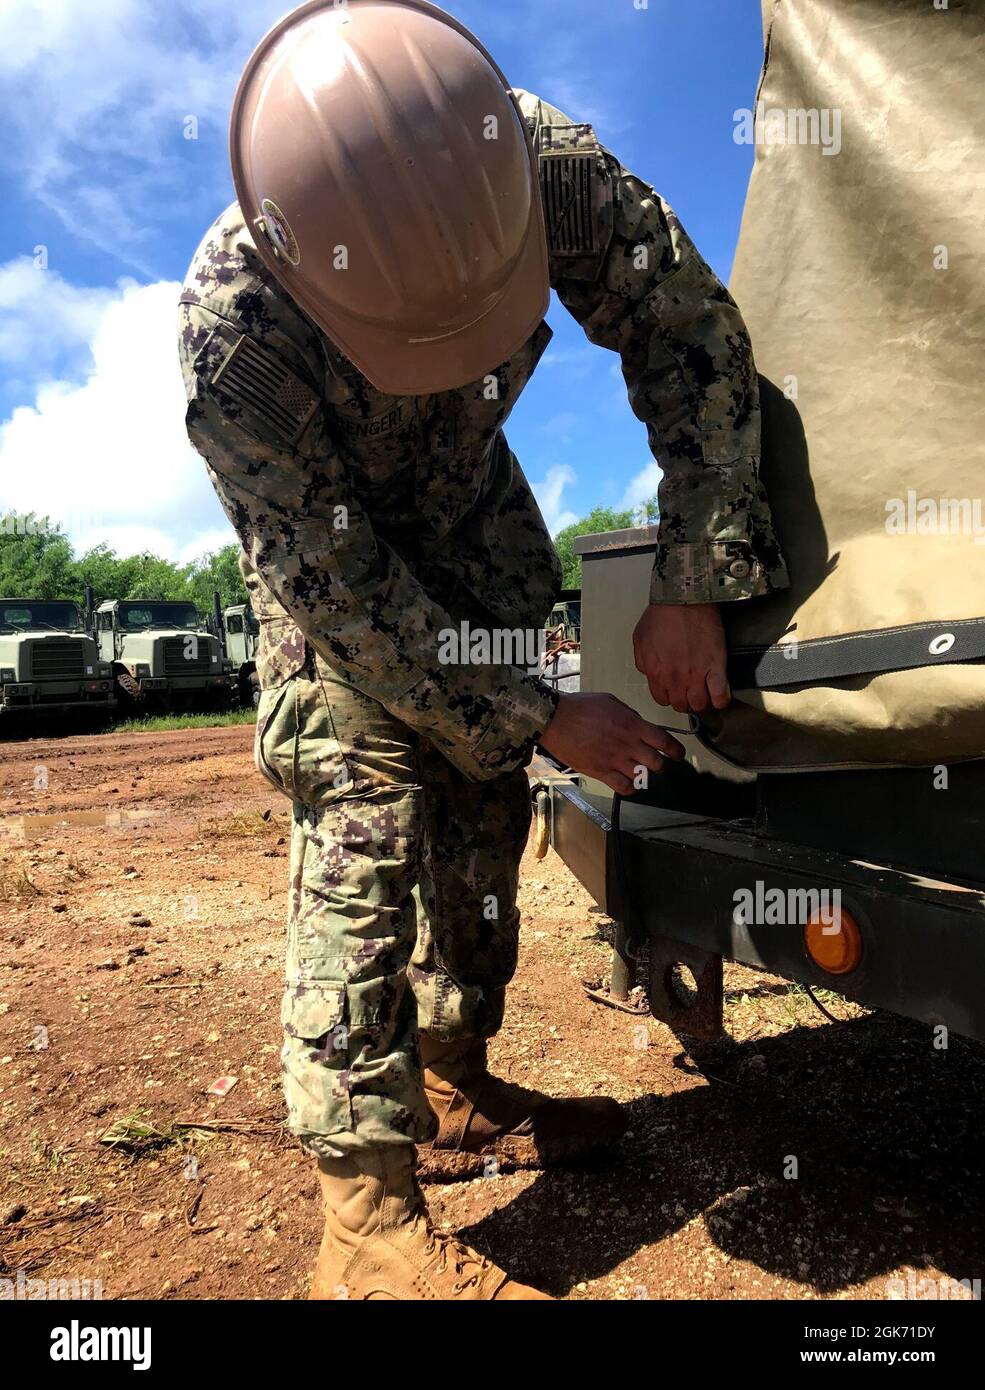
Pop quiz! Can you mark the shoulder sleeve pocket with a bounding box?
[540,124,614,281]
[192,316,323,452]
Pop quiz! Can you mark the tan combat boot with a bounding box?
[309,1145,551,1300]
[417,1036,627,1180]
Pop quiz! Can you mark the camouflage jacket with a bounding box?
[178,90,787,780]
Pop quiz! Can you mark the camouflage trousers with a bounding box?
[254,661,532,1157]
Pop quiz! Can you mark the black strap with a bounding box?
[728,616,985,691]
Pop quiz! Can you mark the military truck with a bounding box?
[220,602,260,707]
[0,598,115,718]
[93,599,236,708]
[546,588,582,644]
[540,587,581,695]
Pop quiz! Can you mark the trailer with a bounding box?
[531,528,985,1045]
[531,0,985,1047]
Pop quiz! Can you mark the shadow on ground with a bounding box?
[459,1012,984,1298]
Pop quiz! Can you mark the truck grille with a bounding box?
[163,638,212,677]
[31,642,84,680]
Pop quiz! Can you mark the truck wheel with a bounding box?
[240,668,260,709]
[114,666,140,709]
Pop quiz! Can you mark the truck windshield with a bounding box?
[0,601,82,633]
[117,603,202,630]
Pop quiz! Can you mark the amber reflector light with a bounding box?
[803,904,863,975]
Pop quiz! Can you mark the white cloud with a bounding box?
[0,273,234,562]
[533,464,578,535]
[462,1,626,136]
[174,527,243,566]
[0,252,591,560]
[620,460,663,513]
[0,0,635,562]
[0,258,127,394]
[0,0,288,267]
[539,344,597,380]
[0,0,638,281]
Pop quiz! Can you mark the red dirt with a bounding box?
[1,725,982,1300]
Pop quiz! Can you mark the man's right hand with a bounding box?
[539,692,686,794]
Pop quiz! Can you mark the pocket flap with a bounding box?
[281,980,346,1042]
[256,617,308,689]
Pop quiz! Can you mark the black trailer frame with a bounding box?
[531,527,985,1045]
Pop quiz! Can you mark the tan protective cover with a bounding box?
[710,0,985,769]
[229,0,549,395]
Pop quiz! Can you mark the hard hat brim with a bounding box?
[308,227,551,395]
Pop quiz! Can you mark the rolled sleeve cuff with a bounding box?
[649,541,788,605]
[466,677,561,779]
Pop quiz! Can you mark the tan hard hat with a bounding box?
[230,0,549,396]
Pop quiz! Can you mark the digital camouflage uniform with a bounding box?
[178,91,788,1158]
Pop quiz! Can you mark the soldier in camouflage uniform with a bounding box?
[179,0,787,1301]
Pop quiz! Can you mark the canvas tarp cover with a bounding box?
[707,0,985,770]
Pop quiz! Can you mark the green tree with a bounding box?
[0,516,77,599]
[1,523,248,617]
[184,545,248,611]
[553,497,658,588]
[4,492,659,615]
[75,545,189,605]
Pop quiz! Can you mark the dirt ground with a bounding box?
[0,723,981,1302]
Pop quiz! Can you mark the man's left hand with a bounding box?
[632,602,731,715]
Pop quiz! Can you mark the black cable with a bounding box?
[802,981,850,1024]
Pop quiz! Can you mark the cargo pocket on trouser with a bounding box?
[254,682,299,801]
[291,676,356,805]
[281,980,354,1151]
[416,761,531,1041]
[255,677,355,807]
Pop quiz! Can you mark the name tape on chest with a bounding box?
[335,404,407,441]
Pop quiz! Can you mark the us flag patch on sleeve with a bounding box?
[212,333,320,448]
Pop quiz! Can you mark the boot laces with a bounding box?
[418,1216,491,1292]
[406,1169,492,1293]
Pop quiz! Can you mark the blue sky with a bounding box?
[0,0,765,562]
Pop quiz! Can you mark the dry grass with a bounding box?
[0,860,43,901]
[198,808,283,839]
[98,1111,219,1159]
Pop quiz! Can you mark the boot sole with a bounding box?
[417,1130,619,1182]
